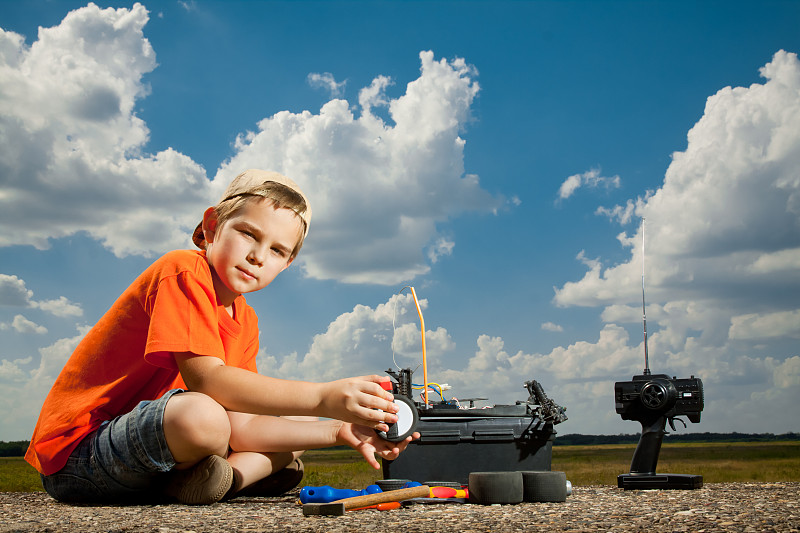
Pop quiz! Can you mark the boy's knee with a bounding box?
[164,392,231,462]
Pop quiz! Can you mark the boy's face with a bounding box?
[203,198,302,307]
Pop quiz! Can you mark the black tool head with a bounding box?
[302,502,346,516]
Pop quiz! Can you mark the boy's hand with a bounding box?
[336,422,420,469]
[318,375,399,431]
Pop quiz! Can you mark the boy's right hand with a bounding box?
[335,421,419,469]
[318,375,399,431]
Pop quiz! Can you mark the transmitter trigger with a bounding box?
[668,417,687,432]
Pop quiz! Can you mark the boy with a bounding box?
[25,169,415,505]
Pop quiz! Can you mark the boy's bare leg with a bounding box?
[226,413,316,490]
[163,392,231,468]
[227,450,302,491]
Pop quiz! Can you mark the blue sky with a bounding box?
[1,0,799,441]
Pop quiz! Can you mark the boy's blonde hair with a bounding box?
[192,170,312,258]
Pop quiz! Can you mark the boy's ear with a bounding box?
[202,207,218,244]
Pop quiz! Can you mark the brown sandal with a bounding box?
[164,455,234,505]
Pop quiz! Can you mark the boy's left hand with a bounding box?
[336,422,420,469]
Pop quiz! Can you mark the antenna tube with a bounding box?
[409,287,429,404]
[641,219,650,375]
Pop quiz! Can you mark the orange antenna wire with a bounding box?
[409,287,429,405]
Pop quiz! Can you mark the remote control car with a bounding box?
[378,286,568,485]
[380,366,567,484]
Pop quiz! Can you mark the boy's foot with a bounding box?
[226,458,304,500]
[165,455,234,505]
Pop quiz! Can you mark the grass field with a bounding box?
[0,458,44,492]
[3,441,798,492]
[550,441,800,486]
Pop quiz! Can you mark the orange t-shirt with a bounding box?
[25,249,260,475]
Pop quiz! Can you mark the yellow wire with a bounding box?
[409,286,429,405]
[413,382,444,399]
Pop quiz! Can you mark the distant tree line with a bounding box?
[554,432,800,446]
[0,441,29,457]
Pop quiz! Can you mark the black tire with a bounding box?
[468,472,523,505]
[423,481,464,489]
[376,395,419,442]
[377,479,412,491]
[521,471,568,502]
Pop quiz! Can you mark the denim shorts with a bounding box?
[41,389,183,504]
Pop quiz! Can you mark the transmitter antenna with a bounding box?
[641,219,650,375]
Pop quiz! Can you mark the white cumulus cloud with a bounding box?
[0,4,503,285]
[31,296,83,318]
[0,327,87,439]
[555,50,800,310]
[5,315,48,335]
[258,293,456,382]
[0,274,82,317]
[0,3,217,257]
[216,50,503,284]
[307,72,347,98]
[557,168,621,201]
[729,309,800,340]
[0,275,33,306]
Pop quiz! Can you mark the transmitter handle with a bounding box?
[629,415,667,475]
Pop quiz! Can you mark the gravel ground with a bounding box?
[2,483,798,532]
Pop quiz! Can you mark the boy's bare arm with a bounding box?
[227,412,341,452]
[174,352,398,430]
[227,412,416,469]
